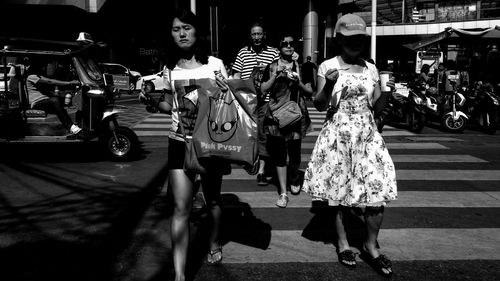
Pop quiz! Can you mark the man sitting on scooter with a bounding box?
[26,59,87,138]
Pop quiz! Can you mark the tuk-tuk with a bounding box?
[0,33,139,161]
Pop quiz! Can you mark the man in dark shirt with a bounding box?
[301,55,317,91]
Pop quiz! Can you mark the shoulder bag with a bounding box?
[169,70,207,174]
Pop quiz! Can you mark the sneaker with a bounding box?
[290,183,301,195]
[276,193,289,208]
[289,175,302,195]
[256,174,269,186]
[70,124,82,134]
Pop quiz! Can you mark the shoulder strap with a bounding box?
[169,69,188,141]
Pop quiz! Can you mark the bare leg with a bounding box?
[276,165,287,195]
[201,172,223,253]
[364,206,384,257]
[335,207,350,252]
[364,206,392,275]
[169,169,195,281]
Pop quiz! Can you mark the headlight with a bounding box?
[87,89,104,97]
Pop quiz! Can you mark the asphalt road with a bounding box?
[0,98,499,281]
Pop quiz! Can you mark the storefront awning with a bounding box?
[403,26,500,51]
[3,0,107,13]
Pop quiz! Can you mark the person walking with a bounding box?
[302,14,397,277]
[232,22,280,186]
[260,34,312,207]
[141,9,230,281]
[301,55,318,91]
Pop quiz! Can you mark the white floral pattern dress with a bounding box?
[302,59,397,207]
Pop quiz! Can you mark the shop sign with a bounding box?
[111,75,130,90]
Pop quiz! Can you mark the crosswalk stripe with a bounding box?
[220,229,500,263]
[301,142,450,150]
[134,131,171,136]
[406,136,464,142]
[306,130,416,137]
[223,169,500,181]
[134,124,171,129]
[298,154,487,163]
[221,191,500,208]
[139,118,172,122]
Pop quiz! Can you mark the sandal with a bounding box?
[207,246,222,265]
[360,247,393,277]
[337,249,357,268]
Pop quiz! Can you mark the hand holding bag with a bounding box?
[192,79,259,168]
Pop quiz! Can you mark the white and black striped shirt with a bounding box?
[232,45,279,80]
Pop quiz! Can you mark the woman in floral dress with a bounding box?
[302,14,397,277]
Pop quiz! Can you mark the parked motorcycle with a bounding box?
[422,76,468,133]
[382,84,426,133]
[465,82,499,134]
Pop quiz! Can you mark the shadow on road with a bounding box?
[0,140,150,163]
[301,201,368,252]
[0,147,169,281]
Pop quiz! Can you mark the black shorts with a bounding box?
[168,138,186,170]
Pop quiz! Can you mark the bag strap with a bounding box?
[168,69,189,142]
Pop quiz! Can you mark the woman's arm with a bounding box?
[260,64,277,94]
[313,69,338,111]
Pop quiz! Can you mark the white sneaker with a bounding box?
[70,124,82,134]
[276,194,289,208]
[290,184,301,195]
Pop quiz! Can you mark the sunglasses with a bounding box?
[280,41,295,48]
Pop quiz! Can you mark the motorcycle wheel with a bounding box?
[481,112,497,135]
[100,126,139,161]
[408,110,425,133]
[441,114,467,133]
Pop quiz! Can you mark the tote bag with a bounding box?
[192,79,258,167]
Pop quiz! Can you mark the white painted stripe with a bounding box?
[134,131,171,136]
[150,113,168,118]
[140,118,172,122]
[301,142,449,150]
[306,130,416,136]
[386,142,449,149]
[406,137,464,142]
[134,124,171,129]
[396,170,500,180]
[390,154,486,162]
[221,229,500,263]
[382,130,416,136]
[221,191,500,208]
[223,169,500,180]
[299,154,485,163]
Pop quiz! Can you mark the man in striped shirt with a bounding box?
[232,22,279,186]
